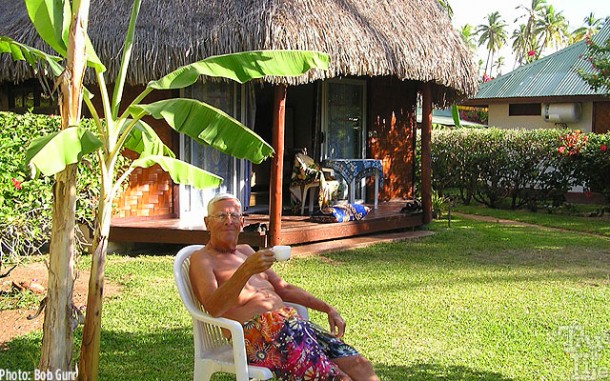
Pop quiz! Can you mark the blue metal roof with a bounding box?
[471,21,610,100]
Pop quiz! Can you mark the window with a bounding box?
[509,103,541,116]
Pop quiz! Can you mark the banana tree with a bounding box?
[1,0,329,380]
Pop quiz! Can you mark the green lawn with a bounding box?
[3,215,610,380]
[455,202,610,237]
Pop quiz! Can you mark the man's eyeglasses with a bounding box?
[209,213,243,222]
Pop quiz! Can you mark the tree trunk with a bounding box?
[78,187,112,381]
[39,165,77,371]
[39,0,90,373]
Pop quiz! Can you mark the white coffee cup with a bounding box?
[273,245,291,261]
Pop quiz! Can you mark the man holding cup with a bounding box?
[189,193,379,381]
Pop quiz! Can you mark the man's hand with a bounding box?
[242,249,276,275]
[327,307,346,338]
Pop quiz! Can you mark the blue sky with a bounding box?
[450,0,610,75]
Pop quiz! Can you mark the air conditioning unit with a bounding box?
[542,103,582,123]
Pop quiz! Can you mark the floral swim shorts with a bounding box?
[242,306,359,381]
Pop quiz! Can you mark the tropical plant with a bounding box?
[511,24,528,67]
[571,13,604,43]
[0,0,329,379]
[493,56,505,76]
[476,11,508,79]
[534,4,569,57]
[458,24,477,52]
[578,30,610,96]
[513,0,547,65]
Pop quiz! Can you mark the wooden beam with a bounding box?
[269,84,287,246]
[421,83,433,224]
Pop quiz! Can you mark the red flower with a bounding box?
[482,73,491,82]
[11,178,22,190]
[601,144,607,152]
[557,146,566,155]
[527,50,535,57]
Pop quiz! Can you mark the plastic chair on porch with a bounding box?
[173,244,308,381]
[289,153,340,215]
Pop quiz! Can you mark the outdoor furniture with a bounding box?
[322,159,383,209]
[173,244,308,381]
[289,153,340,215]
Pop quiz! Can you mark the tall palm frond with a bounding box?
[459,24,477,52]
[534,5,569,57]
[514,0,546,64]
[476,11,508,78]
[572,13,603,42]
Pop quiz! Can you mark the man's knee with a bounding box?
[333,354,375,376]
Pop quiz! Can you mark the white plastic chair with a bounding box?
[174,244,308,381]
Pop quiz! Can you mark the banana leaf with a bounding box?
[129,98,273,164]
[148,50,329,90]
[130,155,223,189]
[26,127,103,177]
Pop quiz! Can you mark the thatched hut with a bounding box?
[0,0,477,246]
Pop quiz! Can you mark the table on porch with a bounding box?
[322,159,383,209]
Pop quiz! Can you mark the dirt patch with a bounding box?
[0,261,120,345]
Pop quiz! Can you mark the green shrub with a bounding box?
[557,130,610,201]
[429,128,587,209]
[0,112,107,259]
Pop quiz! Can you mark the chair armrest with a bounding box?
[188,308,244,333]
[321,167,335,178]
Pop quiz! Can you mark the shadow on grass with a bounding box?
[3,330,515,381]
[2,328,194,381]
[377,362,515,381]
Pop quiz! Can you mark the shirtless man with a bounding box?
[189,193,379,381]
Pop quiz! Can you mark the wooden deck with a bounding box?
[109,201,423,248]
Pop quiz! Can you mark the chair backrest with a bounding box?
[173,245,230,358]
[291,152,323,183]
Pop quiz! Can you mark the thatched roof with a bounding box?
[0,0,478,104]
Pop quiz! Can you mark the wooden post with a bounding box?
[269,84,287,246]
[421,83,433,224]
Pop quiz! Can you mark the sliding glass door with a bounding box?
[180,81,247,221]
[322,79,366,160]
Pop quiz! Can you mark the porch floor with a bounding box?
[109,201,424,248]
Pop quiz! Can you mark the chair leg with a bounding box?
[308,187,315,215]
[300,188,307,216]
[194,363,214,381]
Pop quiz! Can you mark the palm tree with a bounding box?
[494,56,505,76]
[534,5,569,57]
[513,0,546,65]
[511,24,529,68]
[459,24,477,52]
[476,11,508,78]
[571,13,603,42]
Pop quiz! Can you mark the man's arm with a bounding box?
[267,271,347,337]
[189,247,275,317]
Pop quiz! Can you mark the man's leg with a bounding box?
[332,355,379,381]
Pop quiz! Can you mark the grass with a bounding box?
[2,215,610,380]
[454,202,610,237]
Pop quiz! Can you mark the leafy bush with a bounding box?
[429,128,587,209]
[0,112,106,259]
[557,130,610,201]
